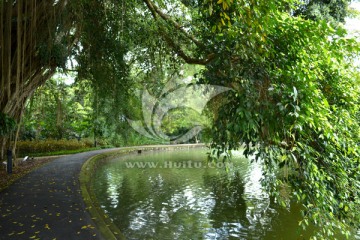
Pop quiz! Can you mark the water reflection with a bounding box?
[91,149,327,239]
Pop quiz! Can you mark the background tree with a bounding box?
[21,76,93,141]
[293,0,352,23]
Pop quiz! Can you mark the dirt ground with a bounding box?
[0,157,58,192]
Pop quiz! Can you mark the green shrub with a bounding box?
[16,139,94,156]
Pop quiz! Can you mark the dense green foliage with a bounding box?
[21,76,92,140]
[193,1,360,238]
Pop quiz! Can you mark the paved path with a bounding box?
[0,148,119,240]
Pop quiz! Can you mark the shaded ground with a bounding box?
[0,149,118,240]
[0,157,59,192]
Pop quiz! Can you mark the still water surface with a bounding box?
[90,148,345,239]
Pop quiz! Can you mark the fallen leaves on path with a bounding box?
[0,157,56,192]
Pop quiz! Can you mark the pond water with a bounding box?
[90,148,351,240]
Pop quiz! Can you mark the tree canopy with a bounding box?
[198,1,359,238]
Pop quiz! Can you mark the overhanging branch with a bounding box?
[143,0,203,47]
[163,33,215,65]
[143,0,215,65]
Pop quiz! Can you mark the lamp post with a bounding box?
[7,149,12,174]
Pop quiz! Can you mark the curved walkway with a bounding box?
[0,148,120,240]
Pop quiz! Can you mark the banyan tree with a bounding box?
[0,0,132,161]
[0,0,81,160]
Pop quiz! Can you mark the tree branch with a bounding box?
[143,0,215,65]
[162,33,215,65]
[143,0,203,47]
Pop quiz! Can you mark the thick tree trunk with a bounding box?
[0,0,78,160]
